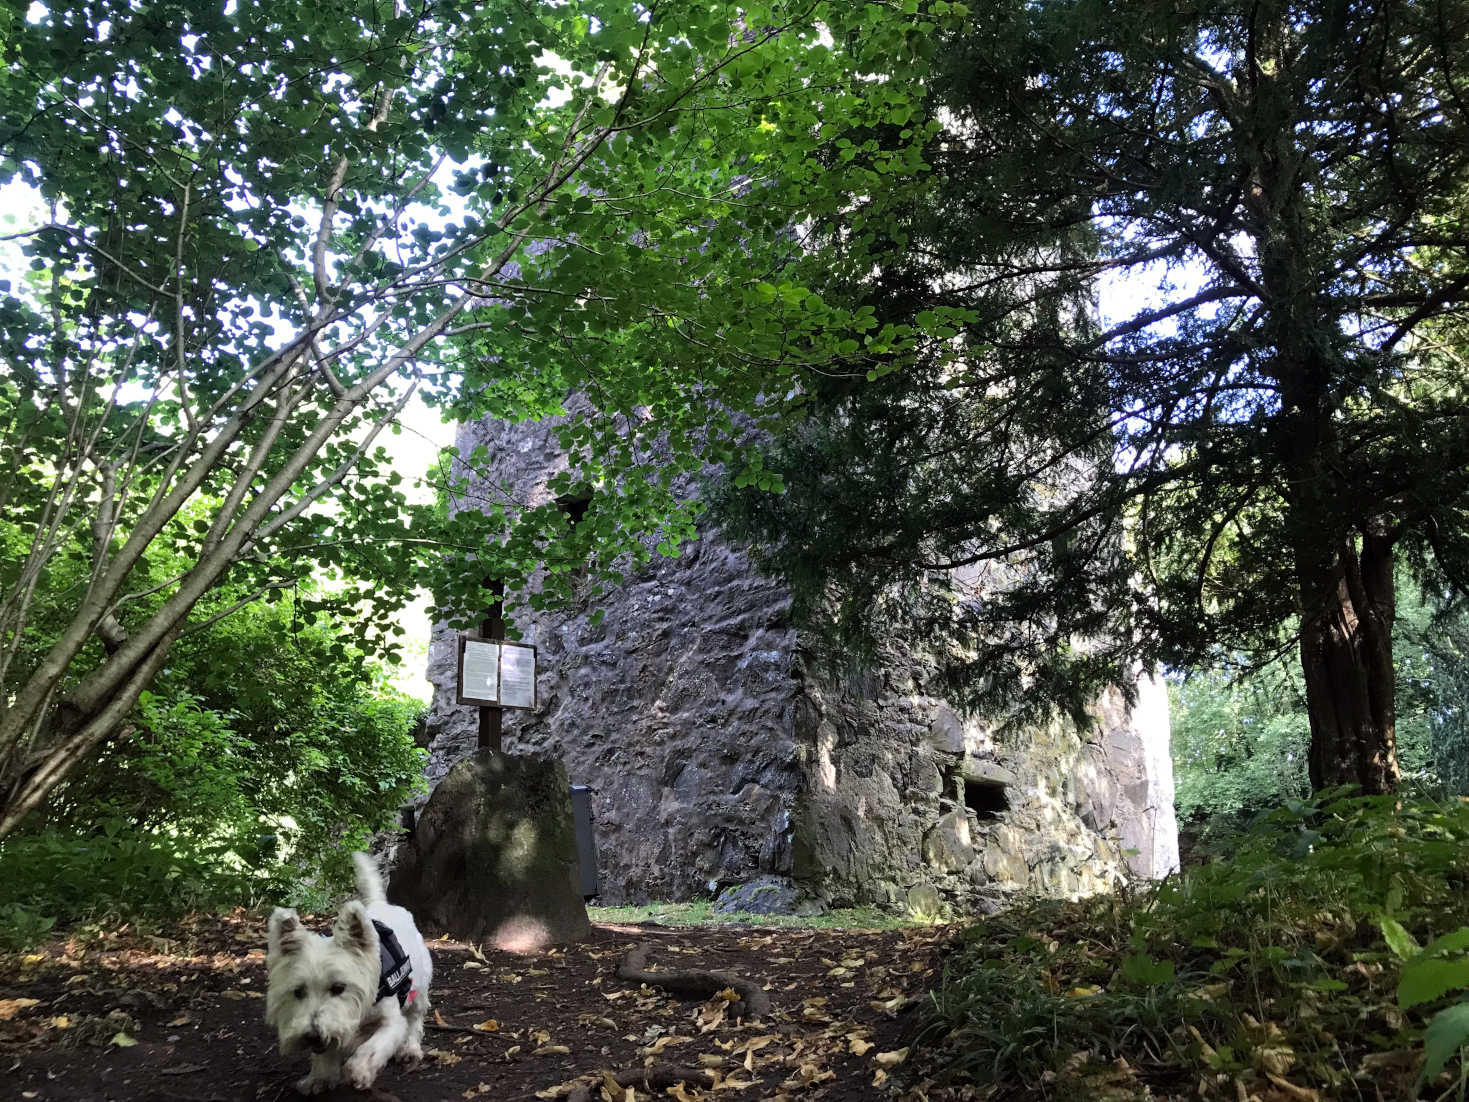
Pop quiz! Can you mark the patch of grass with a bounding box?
[588,900,920,931]
[911,791,1469,1100]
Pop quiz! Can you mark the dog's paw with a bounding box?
[395,1041,424,1065]
[344,1052,379,1090]
[296,1073,336,1096]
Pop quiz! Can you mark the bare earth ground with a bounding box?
[0,914,949,1102]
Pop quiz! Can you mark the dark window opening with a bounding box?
[556,491,592,528]
[965,778,1009,821]
[555,492,594,585]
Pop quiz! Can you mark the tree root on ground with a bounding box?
[564,1065,716,1102]
[615,942,772,1020]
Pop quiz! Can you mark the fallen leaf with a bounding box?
[734,1035,777,1054]
[870,995,910,1015]
[110,1031,138,1047]
[534,1044,571,1056]
[472,1018,501,1032]
[167,1015,191,1027]
[534,1076,592,1099]
[850,1037,874,1056]
[643,1034,692,1057]
[427,1048,463,1065]
[48,1015,70,1029]
[1264,1072,1322,1101]
[696,998,729,1033]
[875,1047,910,1068]
[0,998,40,1020]
[464,1083,492,1098]
[708,1071,758,1091]
[1255,1043,1296,1077]
[599,1070,632,1102]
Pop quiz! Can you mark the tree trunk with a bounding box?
[1242,6,1400,796]
[0,619,188,837]
[1297,526,1399,794]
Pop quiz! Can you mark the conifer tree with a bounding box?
[725,0,1469,794]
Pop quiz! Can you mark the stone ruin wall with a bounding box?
[421,412,1179,911]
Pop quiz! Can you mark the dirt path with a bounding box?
[1,914,949,1101]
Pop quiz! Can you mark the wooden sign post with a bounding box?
[479,584,504,750]
[456,586,537,751]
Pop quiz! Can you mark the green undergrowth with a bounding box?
[911,792,1469,1101]
[0,828,263,951]
[587,900,919,931]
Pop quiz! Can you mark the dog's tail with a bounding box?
[353,852,387,906]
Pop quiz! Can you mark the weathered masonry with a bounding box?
[420,411,1178,913]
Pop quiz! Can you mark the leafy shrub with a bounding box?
[0,825,254,927]
[0,597,425,934]
[914,792,1469,1099]
[0,903,55,951]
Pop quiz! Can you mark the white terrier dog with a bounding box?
[265,853,433,1094]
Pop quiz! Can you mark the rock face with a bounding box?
[389,750,591,951]
[420,412,1179,913]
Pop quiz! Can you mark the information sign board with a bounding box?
[455,635,538,709]
[498,642,536,709]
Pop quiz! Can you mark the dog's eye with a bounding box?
[329,982,346,997]
[293,986,306,1000]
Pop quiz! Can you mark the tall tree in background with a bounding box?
[0,0,944,835]
[723,0,1469,794]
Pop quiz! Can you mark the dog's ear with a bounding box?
[332,900,378,956]
[267,907,306,958]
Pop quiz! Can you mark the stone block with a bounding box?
[922,811,976,873]
[905,881,945,918]
[389,750,590,952]
[927,705,966,756]
[963,758,1018,788]
[713,875,825,916]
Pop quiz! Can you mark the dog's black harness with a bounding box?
[373,920,414,1007]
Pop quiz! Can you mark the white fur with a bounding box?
[264,853,434,1095]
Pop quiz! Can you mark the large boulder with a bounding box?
[389,750,591,952]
